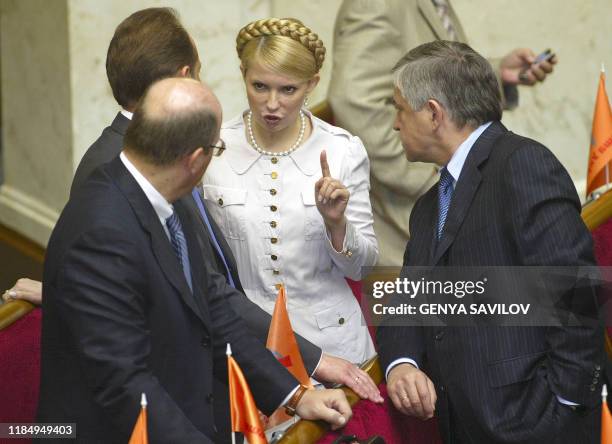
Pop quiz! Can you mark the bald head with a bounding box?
[143,78,221,122]
[124,78,221,166]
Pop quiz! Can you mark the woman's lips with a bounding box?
[263,115,281,126]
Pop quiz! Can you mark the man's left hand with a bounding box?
[499,48,557,86]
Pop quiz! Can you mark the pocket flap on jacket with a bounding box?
[487,351,547,388]
[301,186,317,206]
[201,185,247,207]
[314,299,358,329]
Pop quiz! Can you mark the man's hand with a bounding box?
[295,388,352,430]
[313,354,384,403]
[2,278,42,304]
[387,363,436,420]
[499,48,557,86]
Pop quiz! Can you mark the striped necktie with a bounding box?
[437,167,454,239]
[431,0,458,41]
[166,212,193,292]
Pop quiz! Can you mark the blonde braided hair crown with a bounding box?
[236,18,326,72]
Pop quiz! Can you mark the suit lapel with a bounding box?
[417,0,450,40]
[446,2,468,42]
[433,122,508,264]
[175,200,212,328]
[107,158,210,329]
[190,188,242,288]
[110,112,130,137]
[203,200,240,281]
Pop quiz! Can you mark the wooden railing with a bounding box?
[279,356,382,443]
[0,299,35,331]
[582,189,612,231]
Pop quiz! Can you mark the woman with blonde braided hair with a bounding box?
[202,17,379,388]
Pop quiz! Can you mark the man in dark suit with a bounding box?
[37,77,352,443]
[377,40,604,443]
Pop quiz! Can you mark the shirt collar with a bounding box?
[120,151,173,223]
[445,121,492,182]
[121,109,133,120]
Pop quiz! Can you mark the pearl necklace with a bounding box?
[247,110,306,156]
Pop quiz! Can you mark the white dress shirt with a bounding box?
[202,110,378,364]
[120,151,173,238]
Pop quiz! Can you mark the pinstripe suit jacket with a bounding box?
[377,122,604,443]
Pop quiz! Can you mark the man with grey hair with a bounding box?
[377,41,603,443]
[37,78,352,443]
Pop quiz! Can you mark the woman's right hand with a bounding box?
[313,353,384,403]
[2,278,43,305]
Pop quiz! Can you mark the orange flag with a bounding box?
[603,385,612,444]
[265,285,311,427]
[266,285,311,385]
[587,70,612,196]
[128,393,148,444]
[226,344,267,444]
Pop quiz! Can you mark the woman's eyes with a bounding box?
[252,83,297,94]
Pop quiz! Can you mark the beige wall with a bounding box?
[0,0,72,246]
[0,0,610,245]
[454,0,612,194]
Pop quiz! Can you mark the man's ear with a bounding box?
[427,99,445,130]
[186,147,208,175]
[178,65,191,78]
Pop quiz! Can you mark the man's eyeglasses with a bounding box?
[207,139,226,157]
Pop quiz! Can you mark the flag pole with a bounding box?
[226,343,236,444]
[604,63,611,192]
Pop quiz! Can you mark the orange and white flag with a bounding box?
[587,69,612,196]
[226,344,267,444]
[128,393,148,444]
[265,285,311,427]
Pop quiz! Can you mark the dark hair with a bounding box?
[106,8,198,109]
[124,96,218,166]
[393,40,502,128]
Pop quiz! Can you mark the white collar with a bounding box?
[121,109,134,120]
[445,121,492,182]
[119,151,173,223]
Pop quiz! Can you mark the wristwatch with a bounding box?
[284,384,309,416]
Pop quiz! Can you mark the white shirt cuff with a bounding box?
[556,395,579,406]
[310,352,324,378]
[385,358,419,380]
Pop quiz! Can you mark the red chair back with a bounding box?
[0,308,41,444]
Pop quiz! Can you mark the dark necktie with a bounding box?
[166,212,193,292]
[437,167,454,239]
